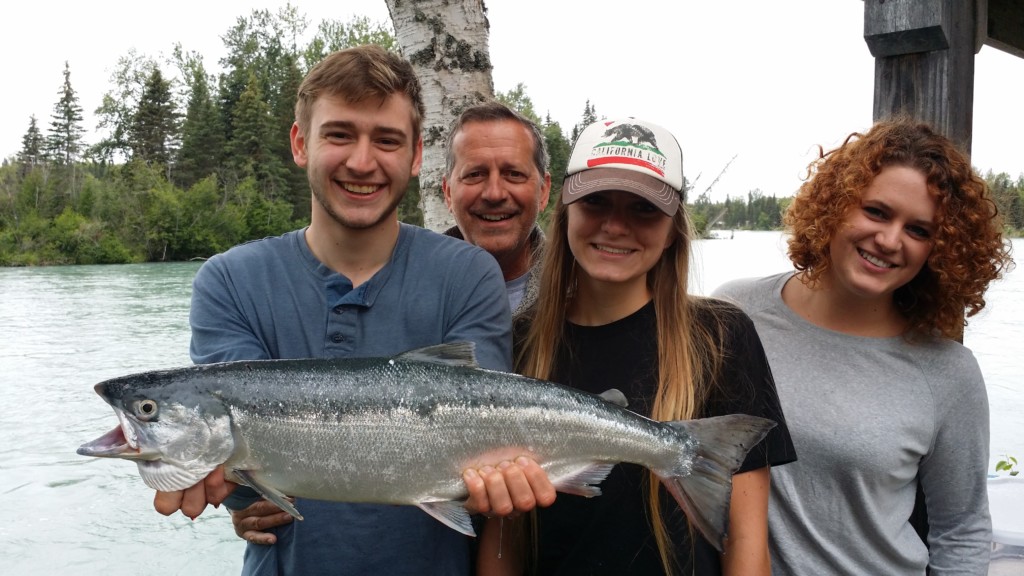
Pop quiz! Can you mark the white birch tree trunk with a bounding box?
[384,0,494,232]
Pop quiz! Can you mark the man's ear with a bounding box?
[290,123,307,168]
[442,176,454,211]
[539,172,552,210]
[410,136,424,177]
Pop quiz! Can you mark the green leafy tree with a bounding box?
[12,162,52,217]
[143,178,191,261]
[275,1,310,53]
[93,51,158,163]
[0,162,18,227]
[216,6,305,190]
[494,84,569,229]
[1011,176,1024,232]
[303,16,397,69]
[48,207,131,264]
[232,175,299,239]
[217,11,274,177]
[179,175,248,257]
[109,161,158,254]
[496,83,542,125]
[397,178,423,227]
[985,170,1024,231]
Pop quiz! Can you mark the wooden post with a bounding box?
[863,1,983,551]
[864,0,978,153]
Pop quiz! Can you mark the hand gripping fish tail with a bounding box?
[75,341,774,551]
[656,415,775,551]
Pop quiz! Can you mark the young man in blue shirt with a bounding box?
[152,45,549,576]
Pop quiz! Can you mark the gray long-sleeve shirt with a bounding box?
[715,272,991,575]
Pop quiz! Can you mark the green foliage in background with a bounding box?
[2,4,1021,266]
[0,5,391,265]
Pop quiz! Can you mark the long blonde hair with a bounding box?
[517,199,732,574]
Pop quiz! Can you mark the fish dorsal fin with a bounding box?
[396,342,479,369]
[598,389,628,408]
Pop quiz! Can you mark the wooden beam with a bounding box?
[864,0,949,57]
[985,0,1024,58]
[864,0,977,154]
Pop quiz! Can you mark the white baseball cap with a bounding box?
[562,118,684,215]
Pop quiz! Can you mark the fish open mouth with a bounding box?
[77,410,143,459]
[77,424,139,458]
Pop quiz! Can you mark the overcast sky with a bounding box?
[3,1,1022,201]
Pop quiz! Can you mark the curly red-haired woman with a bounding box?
[716,117,1014,575]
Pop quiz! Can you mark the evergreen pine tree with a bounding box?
[543,116,571,182]
[176,61,225,189]
[17,115,46,167]
[538,116,572,230]
[230,71,284,196]
[270,53,309,218]
[129,67,180,166]
[570,100,598,145]
[45,62,86,166]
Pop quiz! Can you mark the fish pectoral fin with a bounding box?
[598,389,628,408]
[417,501,476,537]
[552,463,616,498]
[232,469,304,521]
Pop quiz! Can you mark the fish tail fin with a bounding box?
[659,414,775,552]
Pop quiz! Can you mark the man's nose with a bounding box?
[480,172,506,202]
[346,138,377,173]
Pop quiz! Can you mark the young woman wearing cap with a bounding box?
[477,118,796,575]
[713,118,1012,575]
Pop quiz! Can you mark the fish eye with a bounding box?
[134,399,159,420]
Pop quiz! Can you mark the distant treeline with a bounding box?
[687,170,1024,240]
[1,8,409,266]
[2,6,1020,266]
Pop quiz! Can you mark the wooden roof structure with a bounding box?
[864,0,1024,154]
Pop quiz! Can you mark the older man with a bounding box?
[442,101,551,316]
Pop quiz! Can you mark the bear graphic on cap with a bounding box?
[603,124,658,149]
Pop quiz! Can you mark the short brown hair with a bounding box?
[444,100,549,178]
[295,45,425,139]
[786,117,1014,338]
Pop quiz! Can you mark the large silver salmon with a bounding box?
[77,342,774,550]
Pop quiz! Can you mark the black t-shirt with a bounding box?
[523,299,796,576]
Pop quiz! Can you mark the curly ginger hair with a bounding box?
[786,117,1014,339]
